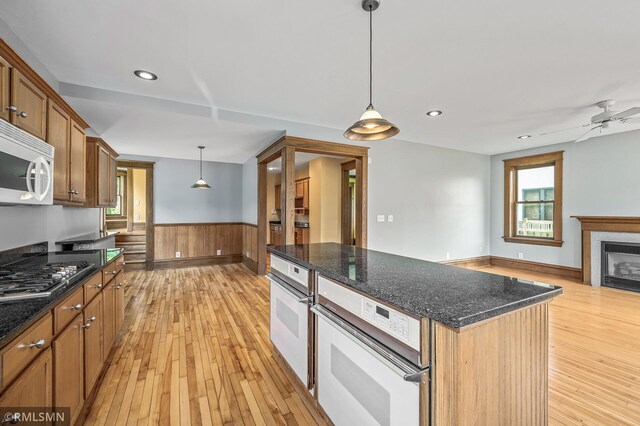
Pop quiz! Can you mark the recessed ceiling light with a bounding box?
[518,135,532,139]
[426,110,443,117]
[134,70,158,80]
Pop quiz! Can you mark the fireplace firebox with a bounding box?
[601,241,640,292]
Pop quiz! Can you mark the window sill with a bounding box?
[502,236,563,247]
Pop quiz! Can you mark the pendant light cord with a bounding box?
[200,148,203,179]
[369,4,373,108]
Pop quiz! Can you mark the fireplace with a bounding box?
[601,241,640,292]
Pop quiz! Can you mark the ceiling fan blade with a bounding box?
[540,123,591,136]
[609,107,640,120]
[622,117,640,124]
[574,126,601,143]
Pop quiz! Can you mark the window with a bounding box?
[106,172,126,217]
[503,151,563,247]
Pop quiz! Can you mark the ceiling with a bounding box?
[2,0,640,158]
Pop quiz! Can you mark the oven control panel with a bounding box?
[362,299,409,342]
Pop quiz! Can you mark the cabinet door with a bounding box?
[0,55,10,123]
[69,120,86,203]
[84,294,103,398]
[102,280,116,360]
[97,146,110,206]
[47,100,71,202]
[10,69,47,140]
[303,179,309,208]
[295,181,303,198]
[109,155,117,207]
[0,348,52,410]
[114,271,125,332]
[53,315,84,425]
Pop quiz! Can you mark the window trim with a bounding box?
[503,151,564,247]
[106,171,127,218]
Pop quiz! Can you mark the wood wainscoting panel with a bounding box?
[154,223,258,271]
[432,302,549,425]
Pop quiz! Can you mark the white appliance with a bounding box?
[0,120,53,205]
[313,276,428,426]
[268,255,313,389]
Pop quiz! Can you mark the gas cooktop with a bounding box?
[0,260,94,302]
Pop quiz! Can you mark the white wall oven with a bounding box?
[0,120,53,205]
[268,255,314,390]
[313,276,428,426]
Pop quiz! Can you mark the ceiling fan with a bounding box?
[541,100,640,143]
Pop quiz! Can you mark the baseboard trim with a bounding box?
[441,255,582,281]
[442,256,491,268]
[154,255,242,270]
[242,256,258,274]
[489,256,582,281]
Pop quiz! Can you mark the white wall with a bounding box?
[0,18,100,252]
[490,129,640,268]
[119,154,243,224]
[0,206,100,251]
[368,141,490,261]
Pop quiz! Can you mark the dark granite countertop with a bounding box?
[268,243,562,329]
[0,248,124,348]
[55,231,118,245]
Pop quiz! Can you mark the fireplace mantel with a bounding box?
[572,216,640,283]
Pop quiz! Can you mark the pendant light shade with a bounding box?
[191,146,211,189]
[344,0,399,141]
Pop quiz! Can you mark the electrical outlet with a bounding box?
[368,157,372,164]
[135,213,140,220]
[446,252,450,260]
[387,215,394,222]
[217,249,222,256]
[377,215,385,222]
[518,252,524,259]
[175,251,181,258]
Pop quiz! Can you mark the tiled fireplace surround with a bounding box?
[574,216,640,286]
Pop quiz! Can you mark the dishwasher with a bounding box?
[312,275,429,426]
[268,255,314,390]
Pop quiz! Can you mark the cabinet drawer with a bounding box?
[54,286,84,334]
[0,312,53,390]
[270,255,309,288]
[114,254,125,272]
[102,261,119,283]
[84,272,104,304]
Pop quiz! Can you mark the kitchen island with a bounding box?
[267,243,562,425]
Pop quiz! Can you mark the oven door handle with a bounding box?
[311,305,428,383]
[268,273,310,304]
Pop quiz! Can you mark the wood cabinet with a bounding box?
[9,68,47,140]
[47,100,86,205]
[270,224,282,246]
[274,184,281,211]
[86,137,119,208]
[0,55,10,123]
[0,349,52,411]
[295,178,310,214]
[53,315,84,424]
[295,227,310,245]
[102,280,116,360]
[83,293,103,398]
[114,271,125,332]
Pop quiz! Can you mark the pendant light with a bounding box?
[344,0,399,141]
[191,146,211,189]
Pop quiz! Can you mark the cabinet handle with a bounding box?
[89,316,97,322]
[94,284,103,289]
[17,111,27,118]
[28,339,46,349]
[116,285,122,289]
[81,322,92,329]
[111,271,118,275]
[70,303,82,311]
[4,105,16,112]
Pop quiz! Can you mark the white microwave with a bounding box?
[0,120,53,205]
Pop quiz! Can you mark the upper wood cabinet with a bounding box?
[295,178,310,213]
[47,100,86,205]
[0,55,10,123]
[10,68,47,140]
[86,137,118,208]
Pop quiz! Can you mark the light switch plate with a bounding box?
[217,249,222,256]
[387,215,394,222]
[377,215,385,222]
[518,252,524,259]
[175,251,181,258]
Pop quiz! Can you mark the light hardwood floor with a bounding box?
[84,263,640,425]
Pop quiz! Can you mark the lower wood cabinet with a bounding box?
[53,314,84,425]
[102,280,116,361]
[0,348,52,410]
[84,293,103,398]
[115,271,125,332]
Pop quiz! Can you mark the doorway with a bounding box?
[108,160,155,271]
[341,160,356,245]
